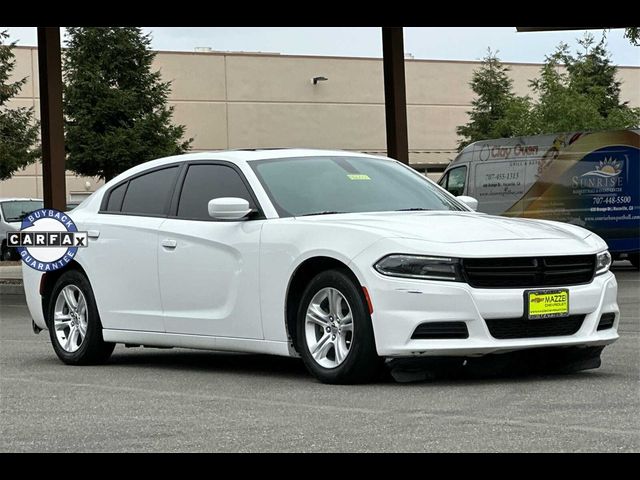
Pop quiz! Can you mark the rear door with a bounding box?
[84,165,181,332]
[157,162,265,339]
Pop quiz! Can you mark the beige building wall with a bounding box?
[2,46,639,198]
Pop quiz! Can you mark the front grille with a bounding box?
[485,315,585,339]
[462,255,596,288]
[411,321,469,339]
[597,313,615,331]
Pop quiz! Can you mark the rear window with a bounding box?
[104,182,127,212]
[118,166,179,216]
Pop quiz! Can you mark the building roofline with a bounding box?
[11,45,640,69]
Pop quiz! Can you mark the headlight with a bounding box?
[374,254,463,281]
[595,250,612,275]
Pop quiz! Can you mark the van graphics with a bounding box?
[459,130,639,253]
[509,134,639,254]
[572,153,627,193]
[581,157,623,178]
[479,143,540,161]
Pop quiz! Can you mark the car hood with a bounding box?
[297,211,592,243]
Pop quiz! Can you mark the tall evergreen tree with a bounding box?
[456,50,525,151]
[556,35,624,116]
[0,30,39,181]
[63,27,192,181]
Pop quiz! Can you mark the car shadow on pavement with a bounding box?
[98,347,619,386]
[385,364,618,387]
[106,348,311,379]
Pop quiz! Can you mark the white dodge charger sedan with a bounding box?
[23,149,619,384]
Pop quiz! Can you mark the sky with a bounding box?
[3,27,639,66]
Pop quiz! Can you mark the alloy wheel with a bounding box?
[53,285,88,353]
[304,287,354,369]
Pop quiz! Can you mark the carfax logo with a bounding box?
[4,208,88,272]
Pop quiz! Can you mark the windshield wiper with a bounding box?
[300,211,346,217]
[395,207,433,212]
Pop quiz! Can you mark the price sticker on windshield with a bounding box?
[347,174,371,180]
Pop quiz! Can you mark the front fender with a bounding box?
[258,220,383,342]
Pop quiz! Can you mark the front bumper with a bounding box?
[365,270,619,357]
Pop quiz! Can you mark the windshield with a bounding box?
[1,200,44,222]
[250,156,465,217]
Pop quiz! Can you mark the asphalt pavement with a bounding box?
[1,262,638,452]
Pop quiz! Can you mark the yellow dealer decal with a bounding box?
[347,174,371,180]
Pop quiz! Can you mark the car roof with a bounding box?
[148,148,388,164]
[217,148,390,161]
[108,148,393,184]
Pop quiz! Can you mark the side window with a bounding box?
[120,166,179,216]
[446,166,467,197]
[438,172,449,189]
[104,182,127,212]
[177,164,256,220]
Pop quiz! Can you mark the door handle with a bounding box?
[87,230,100,239]
[161,239,177,249]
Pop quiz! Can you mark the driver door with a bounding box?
[157,162,265,339]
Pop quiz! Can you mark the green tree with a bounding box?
[456,34,640,149]
[623,27,639,46]
[0,30,39,181]
[456,50,529,151]
[63,27,192,181]
[527,34,640,134]
[556,34,625,116]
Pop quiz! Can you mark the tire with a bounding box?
[1,242,16,261]
[47,270,115,365]
[297,269,383,384]
[629,253,639,270]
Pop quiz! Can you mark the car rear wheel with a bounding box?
[297,269,382,384]
[47,270,115,365]
[629,253,639,270]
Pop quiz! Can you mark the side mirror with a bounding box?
[456,195,478,211]
[208,197,252,220]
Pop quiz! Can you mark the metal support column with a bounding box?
[382,27,409,164]
[37,27,66,210]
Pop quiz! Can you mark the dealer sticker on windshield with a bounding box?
[525,289,569,320]
[347,174,371,180]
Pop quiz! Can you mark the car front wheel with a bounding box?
[47,270,115,365]
[297,269,382,384]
